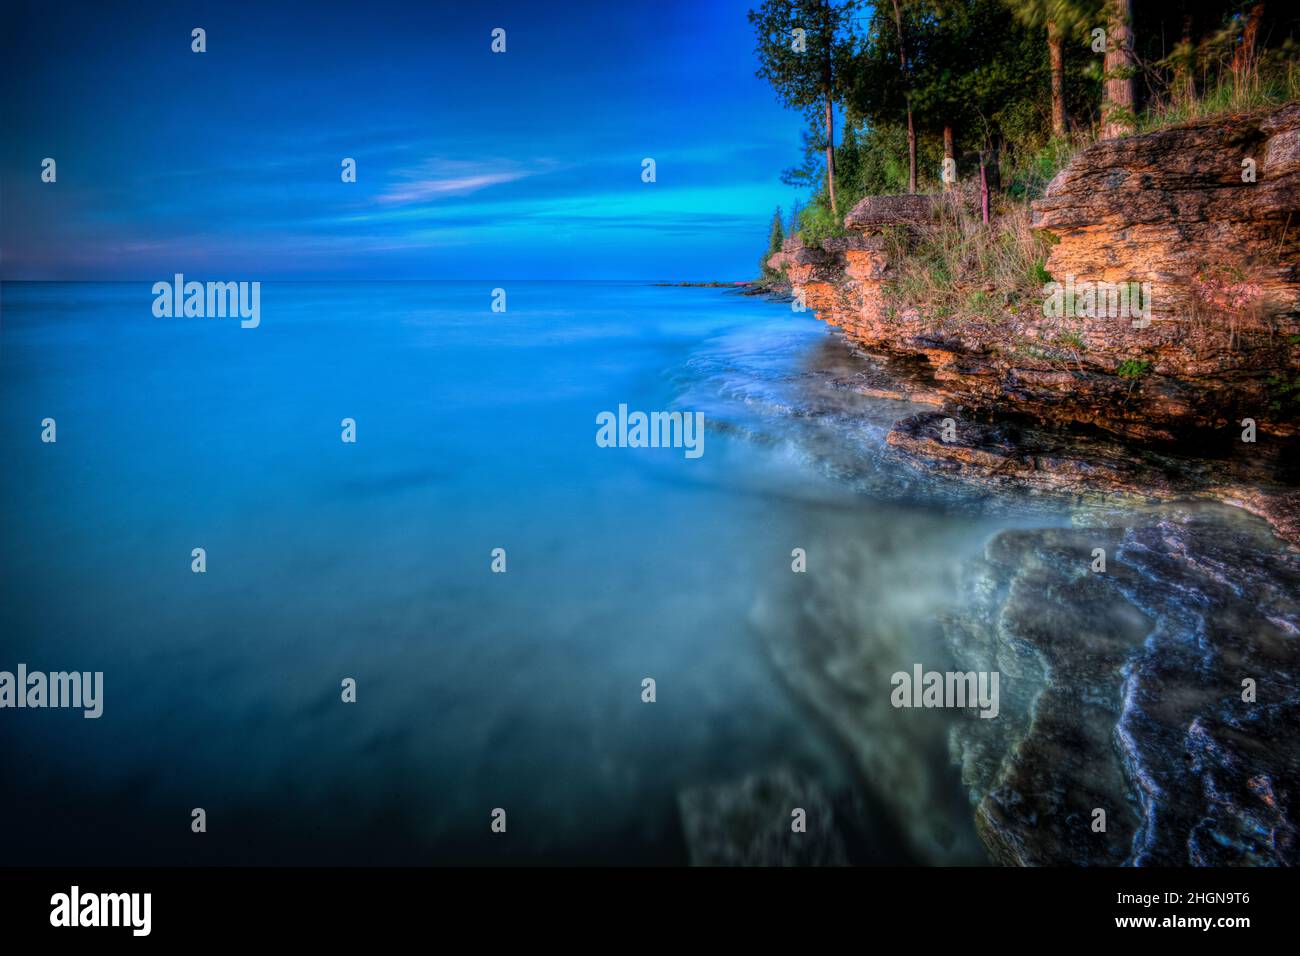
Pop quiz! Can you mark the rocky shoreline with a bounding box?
[950,509,1300,866]
[769,104,1300,546]
[680,105,1300,868]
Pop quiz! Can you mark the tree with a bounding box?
[1101,0,1136,138]
[853,0,1040,196]
[1004,0,1097,138]
[787,199,804,235]
[841,1,920,192]
[889,0,918,192]
[836,122,863,197]
[761,206,786,277]
[768,206,787,254]
[1048,19,1067,135]
[750,0,860,215]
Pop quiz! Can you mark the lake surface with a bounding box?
[0,280,1085,864]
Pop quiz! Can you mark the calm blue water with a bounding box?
[1,280,1066,864]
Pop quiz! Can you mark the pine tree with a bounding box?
[750,0,861,215]
[768,207,786,256]
[1101,0,1136,138]
[1005,0,1098,138]
[761,206,787,278]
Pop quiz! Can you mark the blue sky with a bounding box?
[1,0,807,280]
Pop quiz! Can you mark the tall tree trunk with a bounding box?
[943,124,955,191]
[1101,0,1135,140]
[824,92,837,216]
[1048,20,1068,137]
[824,26,837,219]
[890,0,917,193]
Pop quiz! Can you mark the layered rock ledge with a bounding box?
[770,104,1300,541]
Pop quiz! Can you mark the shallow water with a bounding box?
[1,280,1254,865]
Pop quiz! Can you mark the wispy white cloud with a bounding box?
[379,159,540,204]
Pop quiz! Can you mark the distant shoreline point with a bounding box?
[651,280,751,288]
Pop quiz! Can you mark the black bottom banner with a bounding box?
[0,865,1291,942]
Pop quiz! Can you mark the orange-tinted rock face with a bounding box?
[771,105,1300,442]
[1034,106,1299,329]
[1033,104,1300,414]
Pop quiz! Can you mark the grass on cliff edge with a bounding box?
[880,190,1053,338]
[1010,65,1300,198]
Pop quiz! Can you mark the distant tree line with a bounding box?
[750,0,1299,250]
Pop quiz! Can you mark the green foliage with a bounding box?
[844,0,1057,165]
[748,0,860,120]
[790,117,944,249]
[1003,136,1083,201]
[1266,374,1300,413]
[1116,359,1152,380]
[797,119,931,215]
[759,206,787,279]
[750,0,1300,324]
[797,200,846,246]
[767,206,786,254]
[1004,0,1098,36]
[1136,20,1300,133]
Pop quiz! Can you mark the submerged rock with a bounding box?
[677,767,850,866]
[948,511,1300,865]
[749,510,996,866]
[744,415,1299,865]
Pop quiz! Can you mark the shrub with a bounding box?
[1116,359,1152,380]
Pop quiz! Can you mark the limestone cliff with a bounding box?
[771,104,1300,540]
